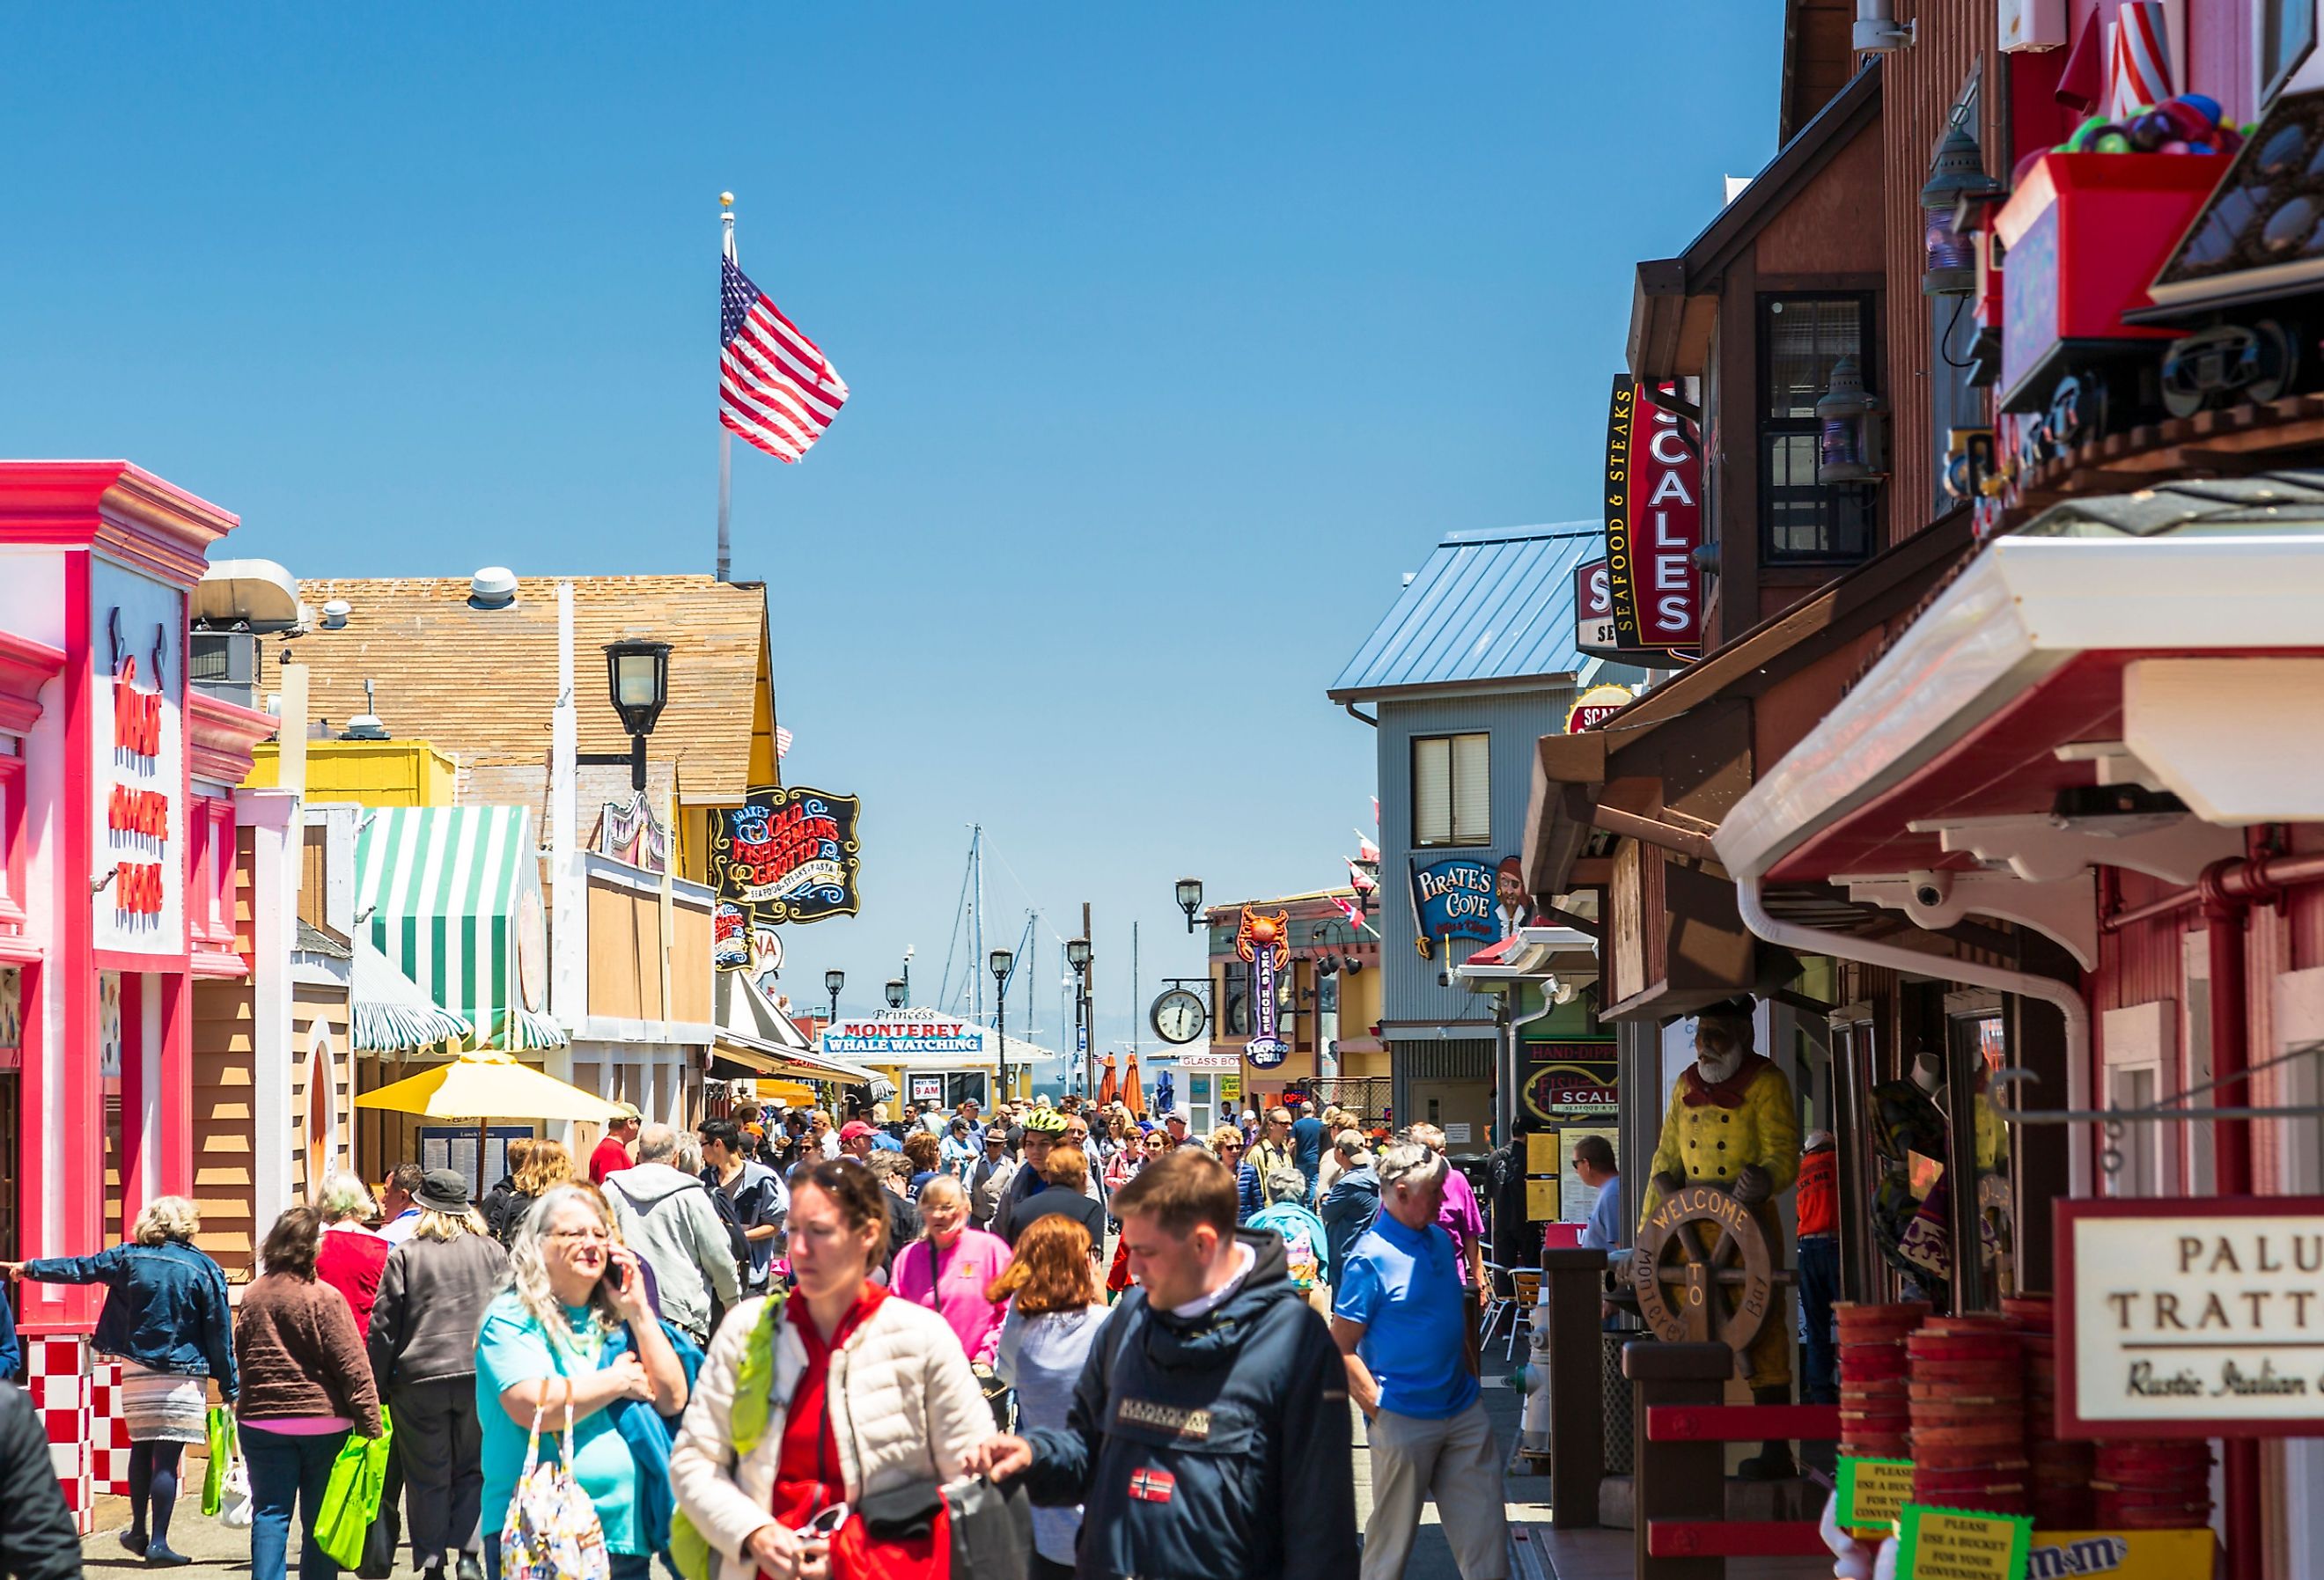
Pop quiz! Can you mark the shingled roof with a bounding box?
[262,575,777,806]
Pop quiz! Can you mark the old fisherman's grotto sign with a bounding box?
[709,786,863,964]
[2057,1196,2324,1437]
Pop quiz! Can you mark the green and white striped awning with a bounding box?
[355,805,566,1054]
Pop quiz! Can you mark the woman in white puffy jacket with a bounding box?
[669,1159,991,1580]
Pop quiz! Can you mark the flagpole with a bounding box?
[716,190,736,583]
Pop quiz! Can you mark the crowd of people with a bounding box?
[0,1087,1531,1580]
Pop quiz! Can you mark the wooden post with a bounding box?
[1541,1246,1607,1526]
[1625,1340,1729,1580]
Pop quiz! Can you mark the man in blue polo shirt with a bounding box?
[1332,1140,1508,1580]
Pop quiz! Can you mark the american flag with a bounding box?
[775,725,793,760]
[720,253,849,461]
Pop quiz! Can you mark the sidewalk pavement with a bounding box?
[87,1345,1562,1580]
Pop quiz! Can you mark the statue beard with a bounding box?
[1696,1044,1747,1086]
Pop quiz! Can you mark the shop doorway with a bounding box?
[1404,1080,1491,1155]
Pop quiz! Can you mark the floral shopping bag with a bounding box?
[500,1395,611,1580]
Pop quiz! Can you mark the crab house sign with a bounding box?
[2058,1196,2324,1437]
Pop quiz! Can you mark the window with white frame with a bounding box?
[1411,732,1489,849]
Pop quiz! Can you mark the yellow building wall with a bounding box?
[247,739,457,806]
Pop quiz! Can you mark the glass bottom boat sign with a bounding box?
[2056,1195,2324,1438]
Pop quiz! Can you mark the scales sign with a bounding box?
[1601,375,1702,654]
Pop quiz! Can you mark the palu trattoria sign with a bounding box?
[1600,375,1702,655]
[2058,1196,2324,1438]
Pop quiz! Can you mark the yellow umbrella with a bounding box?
[356,1052,630,1194]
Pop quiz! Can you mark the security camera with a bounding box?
[1909,870,1953,910]
[1438,967,1454,988]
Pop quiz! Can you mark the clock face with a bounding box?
[1150,988,1207,1045]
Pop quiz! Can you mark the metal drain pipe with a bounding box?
[1734,875,2092,1189]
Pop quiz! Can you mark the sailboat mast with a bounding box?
[971,825,986,1028]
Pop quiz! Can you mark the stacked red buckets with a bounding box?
[1906,1314,2029,1514]
[1835,1301,1925,1462]
[2004,1294,2094,1528]
[2092,1441,2214,1529]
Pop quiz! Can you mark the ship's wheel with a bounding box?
[1629,1183,1776,1354]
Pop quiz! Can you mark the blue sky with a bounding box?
[2,4,1782,1051]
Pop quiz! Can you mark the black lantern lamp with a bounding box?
[989,948,1015,1096]
[1174,878,1205,933]
[1816,355,1886,484]
[824,967,844,1024]
[602,640,672,791]
[1921,123,2001,296]
[884,977,906,1010]
[1065,937,1092,975]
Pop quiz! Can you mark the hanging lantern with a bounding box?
[1921,123,2002,296]
[1815,354,1885,485]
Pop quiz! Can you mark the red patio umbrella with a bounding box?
[1122,1054,1146,1121]
[1096,1052,1119,1108]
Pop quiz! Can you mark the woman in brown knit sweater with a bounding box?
[236,1207,382,1580]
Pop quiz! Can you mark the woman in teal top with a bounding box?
[476,1184,688,1580]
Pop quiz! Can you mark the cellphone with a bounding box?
[795,1503,849,1539]
[599,1256,633,1297]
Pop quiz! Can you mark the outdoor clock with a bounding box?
[1149,988,1208,1045]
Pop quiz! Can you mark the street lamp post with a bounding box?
[602,641,673,792]
[884,978,906,1010]
[1175,878,1205,934]
[825,967,844,1027]
[1065,936,1092,1099]
[989,948,1015,1100]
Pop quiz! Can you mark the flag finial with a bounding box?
[719,190,734,208]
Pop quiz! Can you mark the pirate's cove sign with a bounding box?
[709,785,862,930]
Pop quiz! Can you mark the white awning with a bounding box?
[1715,530,2324,884]
[713,972,880,1085]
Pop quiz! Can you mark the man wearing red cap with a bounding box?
[838,1120,879,1161]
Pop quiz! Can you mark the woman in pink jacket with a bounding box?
[889,1174,1011,1363]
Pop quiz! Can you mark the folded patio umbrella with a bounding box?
[1122,1054,1145,1121]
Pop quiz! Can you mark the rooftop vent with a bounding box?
[340,680,389,740]
[468,567,518,610]
[320,598,351,629]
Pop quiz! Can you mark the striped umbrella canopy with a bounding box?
[1122,1053,1145,1121]
[351,935,473,1053]
[356,805,568,1054]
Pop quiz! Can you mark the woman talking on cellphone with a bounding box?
[477,1184,688,1580]
[670,1160,990,1580]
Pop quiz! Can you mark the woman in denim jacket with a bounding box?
[4,1194,238,1567]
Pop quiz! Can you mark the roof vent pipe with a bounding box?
[469,567,518,609]
[1854,0,1915,51]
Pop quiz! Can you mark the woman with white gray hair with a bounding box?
[315,1172,393,1338]
[479,1183,687,1580]
[2,1196,237,1565]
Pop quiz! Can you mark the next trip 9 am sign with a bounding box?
[2058,1195,2324,1437]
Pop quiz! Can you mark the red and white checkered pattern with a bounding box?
[88,1358,131,1497]
[22,1335,94,1532]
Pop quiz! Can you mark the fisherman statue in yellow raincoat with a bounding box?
[1640,996,1802,1479]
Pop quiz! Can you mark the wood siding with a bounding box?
[1376,687,1578,1032]
[191,975,256,1280]
[290,985,352,1207]
[586,878,714,1025]
[1880,0,2004,531]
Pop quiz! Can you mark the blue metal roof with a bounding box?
[1327,524,1604,700]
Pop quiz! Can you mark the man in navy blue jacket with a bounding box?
[970,1149,1357,1580]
